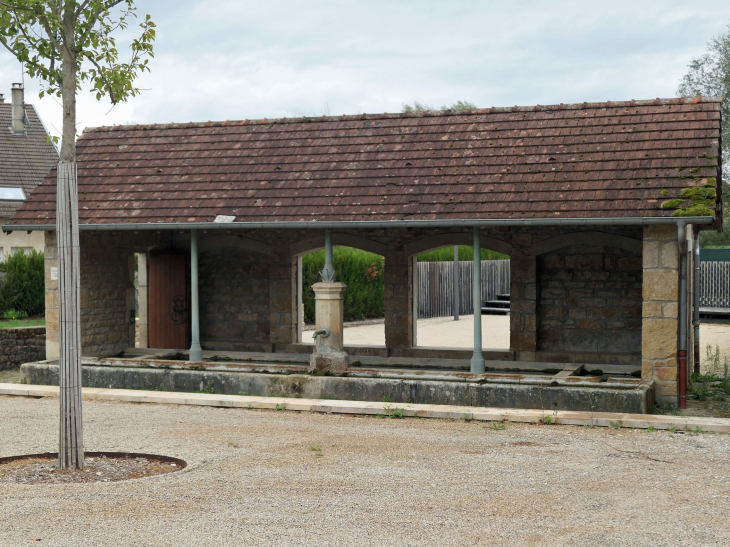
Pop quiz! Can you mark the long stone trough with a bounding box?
[20,351,655,414]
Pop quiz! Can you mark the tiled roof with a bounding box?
[0,103,58,218]
[6,97,722,227]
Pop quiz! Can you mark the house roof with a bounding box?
[6,97,722,229]
[0,102,58,218]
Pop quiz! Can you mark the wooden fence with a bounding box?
[417,260,510,319]
[700,261,730,308]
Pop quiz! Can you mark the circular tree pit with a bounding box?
[0,452,187,484]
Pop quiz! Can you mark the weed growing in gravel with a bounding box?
[462,414,472,422]
[275,403,287,411]
[667,426,678,434]
[542,414,553,425]
[488,420,506,431]
[390,407,406,419]
[687,425,705,436]
[647,426,656,432]
[609,421,623,429]
[310,444,323,457]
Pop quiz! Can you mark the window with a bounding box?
[0,187,25,200]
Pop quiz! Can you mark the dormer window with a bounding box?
[0,187,26,200]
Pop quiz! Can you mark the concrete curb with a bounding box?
[2,382,729,433]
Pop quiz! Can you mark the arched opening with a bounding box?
[299,246,386,348]
[413,245,510,349]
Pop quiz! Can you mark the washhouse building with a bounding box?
[5,98,723,412]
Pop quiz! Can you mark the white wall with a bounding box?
[0,219,45,261]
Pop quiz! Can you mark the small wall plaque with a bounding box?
[51,267,58,280]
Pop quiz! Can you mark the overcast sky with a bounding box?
[2,0,730,139]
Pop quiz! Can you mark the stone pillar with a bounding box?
[310,282,348,372]
[269,252,297,348]
[137,253,149,348]
[642,225,679,404]
[384,250,413,356]
[510,233,537,361]
[44,231,59,361]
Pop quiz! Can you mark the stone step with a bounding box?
[481,307,510,315]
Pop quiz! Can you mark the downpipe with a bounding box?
[693,232,701,375]
[677,221,688,409]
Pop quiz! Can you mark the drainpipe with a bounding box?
[693,231,701,375]
[471,228,485,373]
[189,229,203,362]
[321,229,336,282]
[453,246,459,321]
[677,221,688,409]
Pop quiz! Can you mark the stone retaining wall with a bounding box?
[0,326,45,370]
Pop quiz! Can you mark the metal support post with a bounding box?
[453,246,459,321]
[189,229,203,362]
[471,228,485,373]
[321,229,336,282]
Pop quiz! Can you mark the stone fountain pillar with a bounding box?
[309,229,349,373]
[310,281,349,373]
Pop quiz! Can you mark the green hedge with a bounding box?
[417,245,508,261]
[0,250,45,317]
[302,247,384,324]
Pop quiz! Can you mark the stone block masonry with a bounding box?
[198,248,271,349]
[537,244,642,361]
[0,327,45,370]
[45,231,136,359]
[641,225,680,402]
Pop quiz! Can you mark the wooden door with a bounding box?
[148,253,189,349]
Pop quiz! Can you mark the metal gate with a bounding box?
[148,253,190,349]
[700,261,730,308]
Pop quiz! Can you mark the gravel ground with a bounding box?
[1,396,729,546]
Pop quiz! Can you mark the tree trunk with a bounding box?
[57,27,83,469]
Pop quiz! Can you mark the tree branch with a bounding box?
[83,51,117,104]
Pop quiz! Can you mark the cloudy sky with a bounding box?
[2,0,730,139]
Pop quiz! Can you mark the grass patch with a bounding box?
[0,317,44,329]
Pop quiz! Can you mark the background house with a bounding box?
[0,83,58,260]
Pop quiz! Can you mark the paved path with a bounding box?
[1,395,729,546]
[345,316,730,364]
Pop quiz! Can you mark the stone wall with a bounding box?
[0,326,45,370]
[641,225,680,403]
[80,233,136,356]
[537,244,642,362]
[198,248,271,351]
[45,231,136,359]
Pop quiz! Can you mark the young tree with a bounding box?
[0,1,155,469]
[678,24,730,247]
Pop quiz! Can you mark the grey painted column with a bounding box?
[321,229,336,282]
[297,255,303,343]
[189,229,202,362]
[453,245,460,321]
[471,228,485,372]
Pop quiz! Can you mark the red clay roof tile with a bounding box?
[7,98,723,227]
